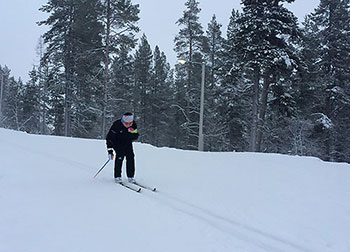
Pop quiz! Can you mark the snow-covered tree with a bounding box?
[234,0,301,152]
[303,0,350,162]
[149,46,172,146]
[203,15,228,151]
[133,34,153,142]
[174,0,207,149]
[100,0,140,137]
[39,0,104,137]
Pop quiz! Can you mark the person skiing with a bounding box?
[106,112,139,183]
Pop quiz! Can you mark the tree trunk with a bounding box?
[256,70,273,152]
[64,76,72,137]
[102,0,111,138]
[250,66,260,152]
[64,12,74,137]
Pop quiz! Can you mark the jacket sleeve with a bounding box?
[106,124,116,149]
[129,122,139,141]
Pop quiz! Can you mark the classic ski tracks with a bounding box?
[116,181,311,251]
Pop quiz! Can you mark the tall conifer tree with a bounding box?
[133,34,153,142]
[234,0,301,151]
[174,0,207,149]
[203,15,227,150]
[100,0,140,137]
[39,0,104,137]
[303,0,350,161]
[150,46,172,146]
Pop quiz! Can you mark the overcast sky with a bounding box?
[0,0,320,82]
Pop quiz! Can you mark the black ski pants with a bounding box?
[114,151,135,178]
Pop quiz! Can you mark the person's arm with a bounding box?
[106,123,116,148]
[128,122,139,141]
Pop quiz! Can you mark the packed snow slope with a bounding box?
[0,128,349,252]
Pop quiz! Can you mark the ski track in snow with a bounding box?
[1,129,349,252]
[142,189,313,252]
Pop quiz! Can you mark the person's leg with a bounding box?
[125,152,135,178]
[114,154,124,178]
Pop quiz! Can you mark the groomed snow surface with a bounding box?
[0,128,349,252]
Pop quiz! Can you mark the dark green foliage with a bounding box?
[149,46,172,146]
[233,0,302,152]
[301,0,350,162]
[109,43,135,123]
[2,0,349,163]
[38,0,104,137]
[133,34,153,142]
[173,0,207,149]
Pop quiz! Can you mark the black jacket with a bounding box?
[106,119,139,152]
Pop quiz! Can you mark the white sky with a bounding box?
[0,0,320,82]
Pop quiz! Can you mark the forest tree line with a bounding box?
[0,0,349,163]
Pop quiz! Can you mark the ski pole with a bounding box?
[93,159,110,178]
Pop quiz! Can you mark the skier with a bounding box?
[106,112,139,183]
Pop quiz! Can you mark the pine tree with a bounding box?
[21,72,41,133]
[73,0,104,138]
[39,0,104,137]
[109,43,135,123]
[303,0,350,162]
[39,0,75,136]
[217,9,248,151]
[133,34,153,143]
[234,0,301,152]
[174,0,207,149]
[174,0,206,61]
[2,77,23,130]
[0,66,10,126]
[100,0,140,137]
[203,15,228,151]
[205,15,224,87]
[34,36,50,135]
[150,46,172,146]
[170,64,188,148]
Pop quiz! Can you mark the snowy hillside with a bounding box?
[0,128,349,252]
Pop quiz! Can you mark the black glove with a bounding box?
[107,148,114,160]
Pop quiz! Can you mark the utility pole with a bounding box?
[198,63,205,151]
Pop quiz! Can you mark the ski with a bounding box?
[118,182,141,193]
[132,181,157,192]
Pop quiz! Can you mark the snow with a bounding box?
[0,128,349,252]
[313,113,333,129]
